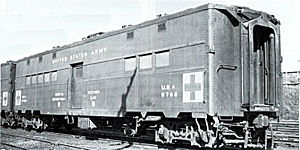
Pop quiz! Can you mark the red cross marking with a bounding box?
[184,74,201,100]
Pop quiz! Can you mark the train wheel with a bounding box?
[122,116,142,137]
[156,124,170,143]
[22,117,32,131]
[24,120,33,131]
[10,119,18,129]
[64,124,73,132]
[26,125,33,131]
[64,116,77,132]
[1,119,9,128]
[123,126,136,137]
[33,118,44,131]
[22,117,27,129]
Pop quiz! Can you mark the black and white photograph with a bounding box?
[0,0,299,149]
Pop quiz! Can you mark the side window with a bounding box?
[38,74,43,83]
[139,54,152,69]
[155,51,169,67]
[127,31,134,39]
[124,56,136,71]
[31,75,37,84]
[51,71,57,81]
[158,23,166,32]
[52,53,57,60]
[39,56,43,63]
[44,72,50,82]
[25,76,31,85]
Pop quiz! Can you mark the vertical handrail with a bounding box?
[66,78,69,107]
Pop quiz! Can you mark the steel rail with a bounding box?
[0,142,28,150]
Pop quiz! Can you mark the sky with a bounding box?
[0,0,299,72]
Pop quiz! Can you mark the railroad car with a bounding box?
[1,3,281,148]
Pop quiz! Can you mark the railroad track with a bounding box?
[268,120,299,147]
[0,127,160,150]
[59,128,192,149]
[4,121,297,150]
[0,132,91,150]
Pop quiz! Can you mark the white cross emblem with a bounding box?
[15,90,22,106]
[183,71,204,102]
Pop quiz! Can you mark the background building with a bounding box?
[281,71,299,120]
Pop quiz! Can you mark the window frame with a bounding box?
[44,72,50,82]
[127,31,134,39]
[139,53,152,70]
[158,22,166,32]
[52,53,57,60]
[124,56,137,71]
[38,73,44,83]
[27,59,30,65]
[39,56,43,63]
[51,71,57,81]
[25,76,31,85]
[155,50,170,68]
[31,75,37,84]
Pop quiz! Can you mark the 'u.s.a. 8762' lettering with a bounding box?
[160,84,178,98]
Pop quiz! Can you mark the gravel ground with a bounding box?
[0,127,156,150]
[274,145,299,150]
